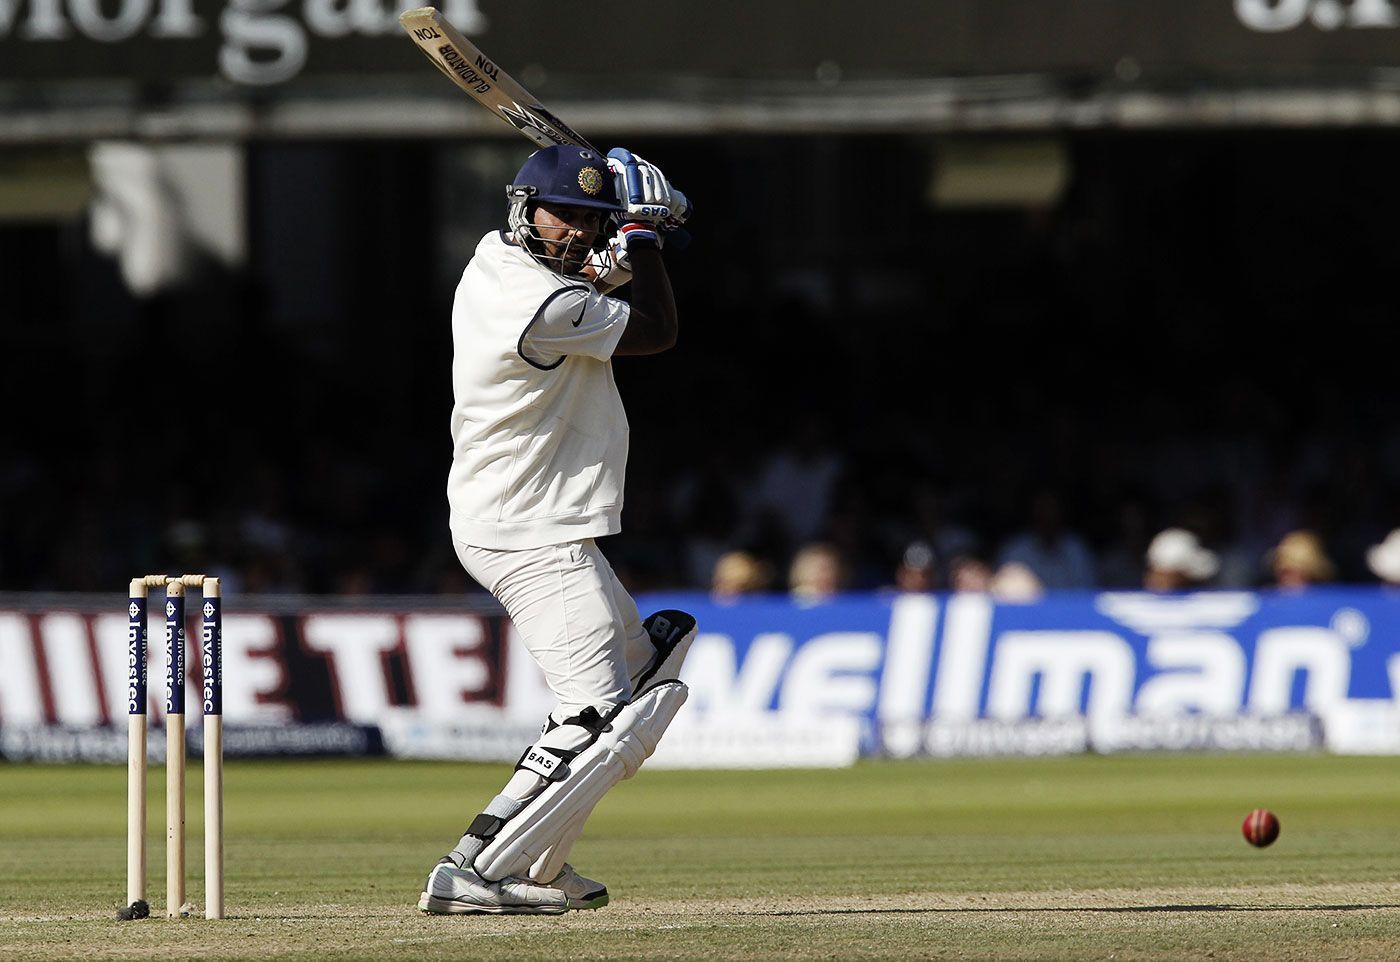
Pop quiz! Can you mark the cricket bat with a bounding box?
[398,7,599,153]
[399,6,690,241]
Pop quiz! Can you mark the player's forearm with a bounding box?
[615,247,677,355]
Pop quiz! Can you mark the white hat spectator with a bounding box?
[1366,529,1400,584]
[1146,528,1219,581]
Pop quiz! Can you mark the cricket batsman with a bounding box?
[418,145,697,914]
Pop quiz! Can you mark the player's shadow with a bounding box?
[762,903,1397,916]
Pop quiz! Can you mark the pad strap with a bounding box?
[467,813,506,839]
[517,746,572,781]
[512,705,619,781]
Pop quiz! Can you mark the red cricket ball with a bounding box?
[1242,808,1280,847]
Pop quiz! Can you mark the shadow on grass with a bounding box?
[763,904,1399,916]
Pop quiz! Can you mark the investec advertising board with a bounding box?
[0,589,1396,764]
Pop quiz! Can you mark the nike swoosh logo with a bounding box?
[572,302,586,327]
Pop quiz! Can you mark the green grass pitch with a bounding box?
[1,754,1398,960]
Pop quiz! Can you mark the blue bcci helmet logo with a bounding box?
[578,165,604,196]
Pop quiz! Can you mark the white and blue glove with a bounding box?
[607,148,690,251]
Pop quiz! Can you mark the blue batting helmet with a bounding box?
[507,145,621,213]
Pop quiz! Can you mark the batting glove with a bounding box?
[607,148,689,226]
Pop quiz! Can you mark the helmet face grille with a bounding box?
[507,195,609,278]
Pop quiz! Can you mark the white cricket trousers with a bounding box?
[455,538,655,718]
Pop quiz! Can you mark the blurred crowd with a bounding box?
[4,382,1399,600]
[610,397,1400,602]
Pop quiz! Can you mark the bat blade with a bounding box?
[398,7,598,153]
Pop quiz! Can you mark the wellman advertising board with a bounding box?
[0,588,1396,765]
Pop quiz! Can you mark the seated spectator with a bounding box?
[1095,496,1154,589]
[891,540,939,593]
[996,490,1096,589]
[1366,529,1400,587]
[1266,530,1335,591]
[949,554,994,593]
[755,417,844,546]
[1143,528,1219,592]
[990,561,1044,603]
[711,550,775,602]
[908,483,978,580]
[675,460,746,587]
[788,542,846,602]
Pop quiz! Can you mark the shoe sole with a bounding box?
[568,892,609,911]
[418,892,568,916]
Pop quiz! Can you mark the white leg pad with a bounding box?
[519,609,697,880]
[528,806,589,883]
[475,681,688,882]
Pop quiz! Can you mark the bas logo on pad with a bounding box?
[577,166,604,196]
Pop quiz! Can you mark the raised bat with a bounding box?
[399,6,690,238]
[398,6,600,153]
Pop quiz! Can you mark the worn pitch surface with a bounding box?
[2,755,1398,961]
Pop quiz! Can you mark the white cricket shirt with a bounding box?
[447,231,632,550]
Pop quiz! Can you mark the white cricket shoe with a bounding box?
[418,861,568,915]
[547,863,609,910]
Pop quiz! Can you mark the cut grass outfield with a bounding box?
[1,754,1398,961]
